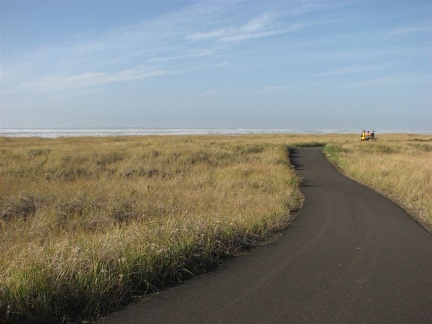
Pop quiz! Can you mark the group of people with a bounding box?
[360,130,376,141]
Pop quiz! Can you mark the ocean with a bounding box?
[0,128,348,138]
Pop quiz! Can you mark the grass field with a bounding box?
[1,133,431,323]
[0,135,305,323]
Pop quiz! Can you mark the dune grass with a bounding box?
[0,135,303,323]
[1,133,431,323]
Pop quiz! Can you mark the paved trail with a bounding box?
[100,147,432,323]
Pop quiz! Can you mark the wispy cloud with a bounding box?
[4,2,313,95]
[386,25,432,36]
[9,67,179,95]
[147,49,218,63]
[186,29,227,42]
[342,74,429,88]
[240,85,290,96]
[214,61,230,68]
[199,89,221,97]
[314,64,387,77]
[186,12,305,44]
[261,85,290,93]
[4,0,427,98]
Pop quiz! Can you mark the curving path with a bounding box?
[100,147,432,323]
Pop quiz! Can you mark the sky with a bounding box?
[1,0,431,132]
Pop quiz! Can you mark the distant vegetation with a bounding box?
[1,133,430,322]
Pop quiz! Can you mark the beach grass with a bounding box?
[0,135,304,323]
[1,133,431,322]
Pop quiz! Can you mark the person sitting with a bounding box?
[365,131,371,140]
[361,130,366,141]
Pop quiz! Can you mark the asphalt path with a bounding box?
[100,147,432,323]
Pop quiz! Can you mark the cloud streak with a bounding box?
[4,3,305,95]
[239,85,290,96]
[386,25,432,36]
[199,89,221,97]
[186,12,306,44]
[342,74,429,88]
[9,67,179,95]
[314,64,388,77]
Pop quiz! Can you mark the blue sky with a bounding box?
[1,0,431,132]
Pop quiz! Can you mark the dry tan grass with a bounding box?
[1,133,430,322]
[0,135,302,322]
